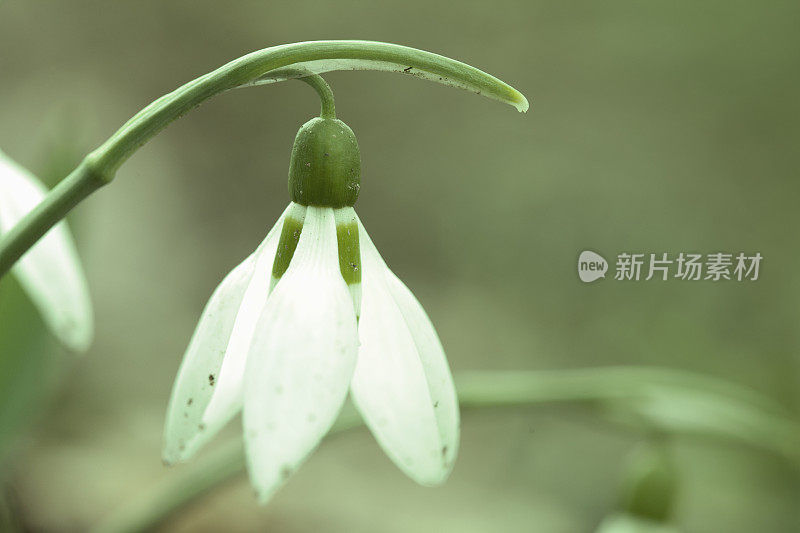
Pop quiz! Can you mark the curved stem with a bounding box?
[0,163,105,278]
[0,40,527,278]
[297,74,336,119]
[90,367,800,533]
[90,411,363,533]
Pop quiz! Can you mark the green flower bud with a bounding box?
[288,117,360,207]
[619,443,677,523]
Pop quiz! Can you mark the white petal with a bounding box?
[163,254,256,464]
[0,150,93,352]
[384,267,459,463]
[201,203,304,435]
[162,206,289,464]
[243,206,358,504]
[350,215,459,485]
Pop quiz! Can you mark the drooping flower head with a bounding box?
[0,149,93,352]
[164,113,458,503]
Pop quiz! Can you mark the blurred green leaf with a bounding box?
[0,275,60,469]
[457,368,800,466]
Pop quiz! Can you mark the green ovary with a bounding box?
[287,117,361,208]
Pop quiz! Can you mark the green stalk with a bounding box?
[0,40,527,278]
[296,73,336,119]
[90,367,800,533]
[0,163,105,277]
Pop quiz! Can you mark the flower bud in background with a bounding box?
[0,139,92,469]
[595,441,679,533]
[0,149,93,352]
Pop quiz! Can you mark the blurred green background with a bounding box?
[1,1,799,531]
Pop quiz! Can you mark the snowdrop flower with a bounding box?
[0,149,93,351]
[164,116,459,503]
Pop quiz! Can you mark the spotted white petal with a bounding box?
[0,150,93,352]
[350,215,459,485]
[163,206,288,464]
[243,206,358,504]
[201,203,304,437]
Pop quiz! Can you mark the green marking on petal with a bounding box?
[271,206,306,280]
[335,216,360,286]
[620,443,676,523]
